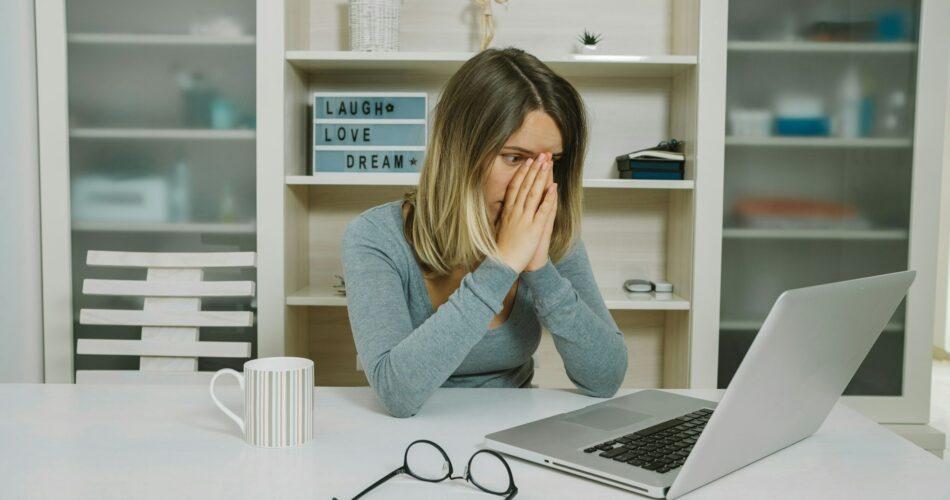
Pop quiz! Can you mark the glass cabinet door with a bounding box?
[64,0,257,374]
[720,1,919,397]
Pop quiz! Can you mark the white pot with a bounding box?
[575,42,599,54]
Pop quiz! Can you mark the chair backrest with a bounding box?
[76,251,256,385]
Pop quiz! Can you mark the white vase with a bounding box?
[575,42,599,54]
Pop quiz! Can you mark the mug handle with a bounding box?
[210,368,245,434]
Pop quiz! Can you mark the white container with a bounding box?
[71,176,169,222]
[774,93,824,118]
[575,43,599,54]
[728,109,772,137]
[837,66,862,138]
[349,0,400,52]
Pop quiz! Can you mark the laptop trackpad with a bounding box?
[562,407,654,431]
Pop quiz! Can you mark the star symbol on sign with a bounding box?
[385,103,395,113]
[410,158,417,166]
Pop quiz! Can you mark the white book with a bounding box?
[622,149,685,161]
[617,140,685,162]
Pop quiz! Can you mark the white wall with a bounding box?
[936,48,950,353]
[0,0,45,382]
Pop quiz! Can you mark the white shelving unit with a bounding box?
[36,0,259,383]
[720,0,950,425]
[31,0,947,434]
[256,0,727,389]
[286,174,695,190]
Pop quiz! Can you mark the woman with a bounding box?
[342,47,627,418]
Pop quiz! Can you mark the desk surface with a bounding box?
[1,385,948,499]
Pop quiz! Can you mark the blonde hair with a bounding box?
[404,47,586,277]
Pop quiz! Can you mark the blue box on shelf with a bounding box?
[312,92,428,174]
[616,159,684,180]
[774,117,830,136]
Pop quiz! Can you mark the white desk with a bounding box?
[1,385,948,499]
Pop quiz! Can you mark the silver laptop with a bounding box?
[485,270,915,498]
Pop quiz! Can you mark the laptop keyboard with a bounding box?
[582,408,713,474]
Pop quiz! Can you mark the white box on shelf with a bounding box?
[728,109,772,137]
[71,176,170,223]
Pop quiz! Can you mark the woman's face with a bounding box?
[485,110,563,224]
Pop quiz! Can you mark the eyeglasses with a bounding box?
[350,439,518,499]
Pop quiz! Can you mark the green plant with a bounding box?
[577,29,603,46]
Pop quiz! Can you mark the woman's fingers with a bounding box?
[515,152,545,209]
[524,159,550,212]
[536,183,558,222]
[504,157,533,211]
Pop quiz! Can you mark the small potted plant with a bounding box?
[576,29,603,54]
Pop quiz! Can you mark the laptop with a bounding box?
[485,270,915,498]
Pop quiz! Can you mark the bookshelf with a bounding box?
[720,0,950,425]
[28,0,948,440]
[255,0,726,390]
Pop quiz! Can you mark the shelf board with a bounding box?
[725,136,912,148]
[286,285,348,307]
[288,284,689,311]
[70,128,255,140]
[721,319,904,332]
[581,178,694,189]
[600,289,691,311]
[286,50,697,78]
[71,221,256,234]
[287,174,694,189]
[728,41,917,53]
[68,33,255,46]
[722,228,908,241]
[287,173,419,186]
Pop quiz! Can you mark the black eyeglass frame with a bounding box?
[351,439,518,500]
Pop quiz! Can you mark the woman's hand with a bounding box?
[524,175,557,272]
[495,152,558,273]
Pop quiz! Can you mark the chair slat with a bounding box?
[86,251,256,268]
[75,370,237,385]
[83,279,256,297]
[79,309,254,327]
[77,339,251,358]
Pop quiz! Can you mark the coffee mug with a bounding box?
[210,357,314,448]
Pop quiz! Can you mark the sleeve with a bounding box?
[341,216,519,417]
[519,238,628,397]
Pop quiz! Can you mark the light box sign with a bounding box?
[312,92,427,174]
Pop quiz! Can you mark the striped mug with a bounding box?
[210,357,314,448]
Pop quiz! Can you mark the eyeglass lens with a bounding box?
[467,450,513,494]
[405,441,450,481]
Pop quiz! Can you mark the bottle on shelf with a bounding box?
[836,66,862,138]
[219,180,237,223]
[170,158,192,222]
[879,89,908,137]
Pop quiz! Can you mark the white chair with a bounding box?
[76,251,256,384]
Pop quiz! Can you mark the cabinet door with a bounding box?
[62,0,257,377]
[720,0,929,421]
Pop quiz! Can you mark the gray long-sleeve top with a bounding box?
[341,200,628,417]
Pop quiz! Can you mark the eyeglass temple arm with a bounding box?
[351,467,404,500]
